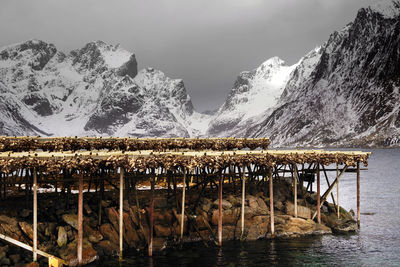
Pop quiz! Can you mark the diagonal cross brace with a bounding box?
[312,165,348,220]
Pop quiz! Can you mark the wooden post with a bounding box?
[241,166,246,239]
[293,164,298,218]
[269,168,274,237]
[77,174,83,266]
[119,168,124,261]
[180,169,186,242]
[357,161,360,228]
[148,171,154,257]
[336,163,340,218]
[33,168,37,262]
[317,164,321,224]
[218,173,223,246]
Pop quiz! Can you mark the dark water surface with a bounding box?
[101,149,400,266]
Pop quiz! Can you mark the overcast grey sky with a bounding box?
[0,0,380,112]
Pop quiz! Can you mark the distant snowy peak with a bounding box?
[70,40,137,77]
[368,0,400,18]
[207,56,297,135]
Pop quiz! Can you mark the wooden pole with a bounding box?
[77,174,83,266]
[119,168,124,261]
[269,168,274,237]
[293,164,298,218]
[336,163,340,218]
[180,169,186,242]
[317,164,321,224]
[240,166,246,239]
[357,161,360,228]
[218,173,223,246]
[311,165,348,220]
[148,170,154,257]
[33,168,37,262]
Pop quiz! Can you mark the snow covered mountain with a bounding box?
[243,1,400,147]
[0,1,399,147]
[0,40,211,137]
[207,57,297,136]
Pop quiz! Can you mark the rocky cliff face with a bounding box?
[214,1,400,147]
[0,40,211,137]
[207,57,297,136]
[245,2,400,147]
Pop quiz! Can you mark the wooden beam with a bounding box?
[269,168,274,237]
[119,168,124,261]
[312,165,348,220]
[33,168,37,262]
[77,174,83,266]
[240,167,246,239]
[317,164,321,224]
[0,233,67,265]
[218,173,223,246]
[357,161,360,228]
[293,164,298,218]
[148,171,154,257]
[336,164,340,218]
[321,165,336,207]
[180,169,186,242]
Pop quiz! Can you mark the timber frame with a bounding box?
[0,137,370,266]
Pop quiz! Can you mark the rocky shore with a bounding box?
[0,177,357,266]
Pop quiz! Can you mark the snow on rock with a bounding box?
[207,56,297,136]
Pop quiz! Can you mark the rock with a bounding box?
[154,197,168,209]
[246,215,269,240]
[18,221,33,240]
[45,223,56,237]
[211,208,240,226]
[96,240,119,256]
[99,223,119,245]
[19,209,31,218]
[123,212,140,247]
[57,226,68,247]
[9,254,20,265]
[286,202,311,219]
[128,207,140,227]
[333,220,358,234]
[152,237,167,252]
[247,195,269,215]
[154,224,172,237]
[59,238,98,266]
[84,203,93,215]
[274,201,284,211]
[101,200,111,208]
[212,199,232,210]
[0,215,22,241]
[62,214,78,230]
[105,207,119,231]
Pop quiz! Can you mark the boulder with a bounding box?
[59,238,98,266]
[57,226,68,247]
[212,199,232,210]
[286,202,311,219]
[18,221,33,240]
[62,214,78,230]
[105,207,119,231]
[99,223,119,245]
[123,212,140,247]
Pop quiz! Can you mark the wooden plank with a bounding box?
[241,167,246,239]
[0,233,67,265]
[218,174,223,246]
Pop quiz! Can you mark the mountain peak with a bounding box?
[260,56,286,68]
[368,0,400,18]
